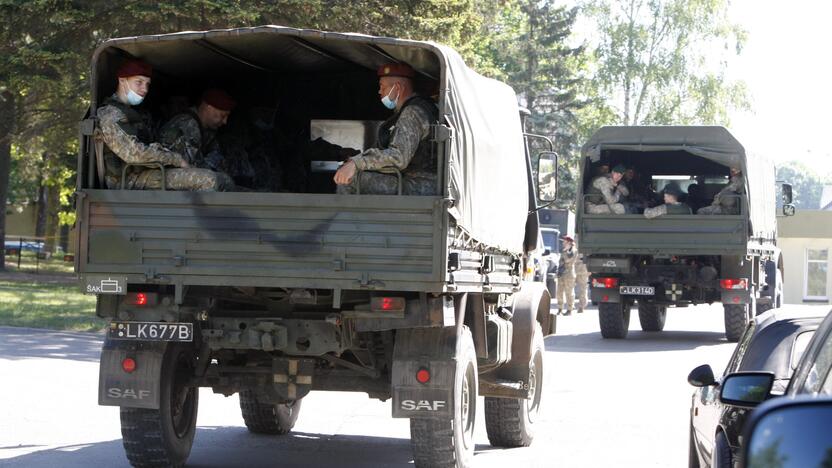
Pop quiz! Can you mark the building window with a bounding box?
[805,249,829,300]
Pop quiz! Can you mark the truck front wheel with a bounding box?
[638,303,667,332]
[723,304,750,342]
[484,324,544,447]
[599,302,631,339]
[239,391,302,435]
[120,344,198,468]
[410,328,477,468]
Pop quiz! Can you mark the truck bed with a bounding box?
[76,190,447,292]
[578,213,749,256]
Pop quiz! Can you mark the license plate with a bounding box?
[620,286,655,295]
[108,321,193,342]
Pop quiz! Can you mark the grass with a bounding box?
[0,280,104,332]
[4,251,75,275]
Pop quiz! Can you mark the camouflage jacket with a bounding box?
[712,175,745,207]
[97,96,186,188]
[351,96,437,177]
[586,174,622,206]
[574,254,589,278]
[558,245,577,279]
[643,202,692,219]
[158,108,222,171]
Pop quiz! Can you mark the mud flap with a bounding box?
[98,338,167,409]
[391,327,456,419]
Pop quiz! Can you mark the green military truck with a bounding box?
[576,126,794,342]
[76,26,556,468]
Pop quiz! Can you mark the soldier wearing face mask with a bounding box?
[96,59,229,191]
[333,63,438,195]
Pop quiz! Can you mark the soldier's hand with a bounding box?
[334,160,356,185]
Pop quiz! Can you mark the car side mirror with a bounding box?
[718,372,774,407]
[782,203,796,216]
[780,182,793,205]
[687,364,716,387]
[743,396,832,468]
[537,151,558,202]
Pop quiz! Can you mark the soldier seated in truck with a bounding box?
[97,59,232,191]
[643,182,692,218]
[697,166,744,215]
[584,163,627,214]
[333,62,438,195]
[157,88,237,191]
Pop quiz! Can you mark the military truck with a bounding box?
[576,126,794,342]
[76,26,556,468]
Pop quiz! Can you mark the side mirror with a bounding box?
[537,151,558,202]
[781,182,793,205]
[782,203,796,216]
[687,364,716,387]
[743,396,832,468]
[543,249,551,256]
[718,372,774,407]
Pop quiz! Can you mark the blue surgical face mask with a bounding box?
[381,84,398,110]
[126,88,145,106]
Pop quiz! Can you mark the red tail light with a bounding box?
[720,278,748,290]
[122,357,137,373]
[370,297,406,313]
[592,277,619,289]
[125,292,157,306]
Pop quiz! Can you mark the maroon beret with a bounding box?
[116,59,152,78]
[201,88,236,112]
[377,63,415,79]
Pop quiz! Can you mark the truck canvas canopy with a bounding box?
[89,26,529,254]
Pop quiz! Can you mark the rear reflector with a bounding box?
[592,277,619,289]
[370,297,406,313]
[720,278,748,290]
[416,368,431,384]
[122,357,137,373]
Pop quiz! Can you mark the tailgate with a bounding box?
[77,190,446,292]
[579,214,748,255]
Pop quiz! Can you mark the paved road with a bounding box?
[4,304,821,467]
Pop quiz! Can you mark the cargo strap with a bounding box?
[93,128,106,188]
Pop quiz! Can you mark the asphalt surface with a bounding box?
[1,304,825,467]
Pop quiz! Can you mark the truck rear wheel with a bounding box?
[599,302,630,339]
[410,328,477,468]
[485,324,544,447]
[239,391,302,435]
[120,344,198,468]
[637,303,666,332]
[723,304,749,342]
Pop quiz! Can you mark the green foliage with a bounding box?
[585,0,749,126]
[777,161,832,210]
[0,280,100,331]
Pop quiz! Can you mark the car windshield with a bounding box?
[541,232,558,251]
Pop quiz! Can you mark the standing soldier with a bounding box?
[96,60,230,191]
[557,235,578,315]
[574,246,590,314]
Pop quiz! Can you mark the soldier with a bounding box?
[585,164,628,214]
[557,235,578,315]
[697,167,744,215]
[643,182,692,218]
[158,88,236,189]
[96,59,229,191]
[574,248,590,314]
[334,63,438,195]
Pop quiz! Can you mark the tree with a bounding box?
[586,0,749,126]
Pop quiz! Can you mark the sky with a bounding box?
[726,0,832,174]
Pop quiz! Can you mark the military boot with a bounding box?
[564,309,572,316]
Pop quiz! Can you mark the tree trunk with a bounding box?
[35,185,47,237]
[0,90,16,271]
[44,181,60,254]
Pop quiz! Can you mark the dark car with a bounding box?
[687,308,825,468]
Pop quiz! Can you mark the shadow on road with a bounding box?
[0,327,102,362]
[544,329,728,353]
[0,427,419,468]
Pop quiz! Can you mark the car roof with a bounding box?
[738,309,827,379]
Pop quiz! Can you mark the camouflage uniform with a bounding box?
[585,174,626,214]
[97,96,229,191]
[557,244,578,314]
[338,96,437,196]
[644,202,692,218]
[574,253,590,312]
[697,174,745,215]
[157,109,234,188]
